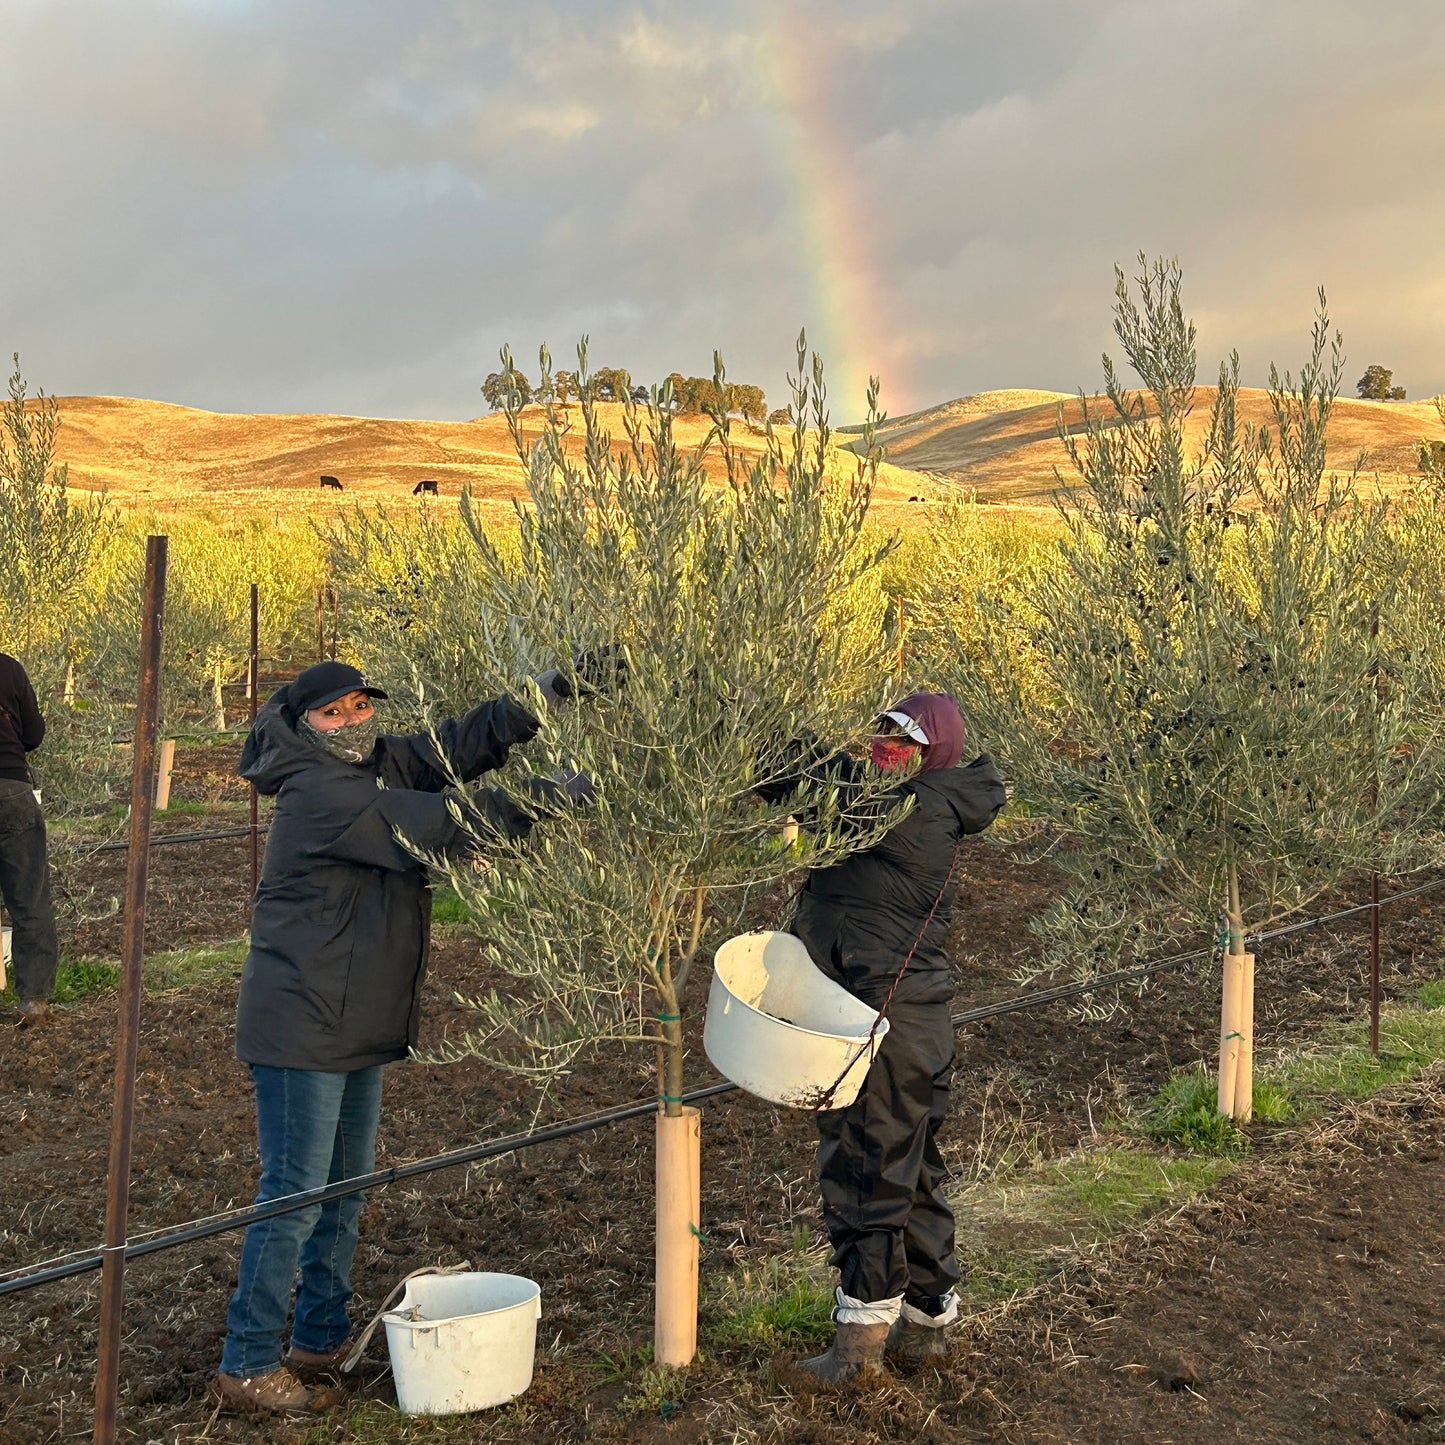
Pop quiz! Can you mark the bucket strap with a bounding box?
[341,1259,473,1374]
[812,841,964,1111]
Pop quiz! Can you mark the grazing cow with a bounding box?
[320,475,343,491]
[412,479,439,496]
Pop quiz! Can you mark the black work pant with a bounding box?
[0,779,58,1002]
[816,998,959,1308]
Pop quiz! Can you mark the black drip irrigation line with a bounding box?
[60,825,270,857]
[3,874,1442,1303]
[0,1085,736,1300]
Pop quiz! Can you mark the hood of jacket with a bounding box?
[241,685,371,796]
[912,751,1006,832]
[891,692,966,772]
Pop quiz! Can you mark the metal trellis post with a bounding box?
[93,534,168,1445]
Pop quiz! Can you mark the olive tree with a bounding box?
[415,337,902,1361]
[946,258,1444,1118]
[89,519,324,732]
[0,358,122,811]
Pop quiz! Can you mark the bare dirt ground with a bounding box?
[2,745,1442,1441]
[958,1076,1445,1444]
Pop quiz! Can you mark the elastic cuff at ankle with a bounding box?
[901,1288,958,1328]
[832,1287,904,1326]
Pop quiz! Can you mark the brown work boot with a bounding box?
[797,1321,890,1384]
[287,1338,355,1378]
[211,1366,315,1415]
[15,999,51,1028]
[885,1313,951,1368]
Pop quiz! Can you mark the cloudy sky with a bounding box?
[3,0,1443,423]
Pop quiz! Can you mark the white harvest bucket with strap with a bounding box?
[382,1271,541,1415]
[704,930,889,1110]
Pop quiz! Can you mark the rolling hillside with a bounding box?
[862,388,1444,503]
[38,396,932,520]
[34,388,1441,521]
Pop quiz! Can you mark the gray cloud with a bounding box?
[2,0,1443,422]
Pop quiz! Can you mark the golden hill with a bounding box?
[40,396,932,521]
[864,388,1443,503]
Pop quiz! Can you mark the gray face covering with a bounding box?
[298,714,381,764]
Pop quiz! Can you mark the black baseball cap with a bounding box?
[289,662,389,714]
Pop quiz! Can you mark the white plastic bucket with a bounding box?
[1,925,10,992]
[383,1272,541,1416]
[704,930,890,1110]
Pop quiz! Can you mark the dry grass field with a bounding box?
[42,395,934,523]
[859,387,1445,504]
[39,386,1442,523]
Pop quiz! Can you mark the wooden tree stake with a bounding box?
[1217,947,1247,1117]
[654,1107,701,1367]
[153,738,175,811]
[1232,951,1255,1121]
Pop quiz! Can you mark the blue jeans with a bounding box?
[220,1064,384,1377]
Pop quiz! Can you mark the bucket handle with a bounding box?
[340,1259,473,1374]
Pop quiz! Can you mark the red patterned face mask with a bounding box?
[870,737,919,773]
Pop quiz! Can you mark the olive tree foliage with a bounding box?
[329,506,527,723]
[0,358,122,810]
[0,358,111,659]
[1415,397,1445,488]
[88,519,326,731]
[420,338,903,1106]
[1396,399,1445,735]
[944,258,1444,991]
[892,490,1057,707]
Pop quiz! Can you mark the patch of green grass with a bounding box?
[1046,1147,1231,1224]
[156,799,210,816]
[703,1252,833,1351]
[1139,1069,1250,1155]
[431,885,471,926]
[1248,1079,1297,1123]
[297,1402,440,1444]
[1417,976,1445,1010]
[959,1250,1044,1304]
[51,957,121,1003]
[591,1341,653,1383]
[146,937,249,990]
[1263,1007,1445,1114]
[2,937,248,1006]
[617,1363,690,1421]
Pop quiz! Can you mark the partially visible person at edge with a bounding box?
[0,650,59,1027]
[758,692,1006,1384]
[215,659,593,1417]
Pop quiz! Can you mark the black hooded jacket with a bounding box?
[235,687,540,1071]
[762,749,1007,1008]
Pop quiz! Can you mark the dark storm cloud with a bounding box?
[2,0,1443,420]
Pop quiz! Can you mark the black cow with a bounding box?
[320,475,343,491]
[413,479,439,496]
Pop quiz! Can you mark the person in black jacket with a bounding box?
[0,651,58,1025]
[215,660,585,1415]
[761,692,1005,1383]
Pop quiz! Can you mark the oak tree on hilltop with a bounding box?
[1357,364,1406,401]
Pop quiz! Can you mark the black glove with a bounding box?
[530,668,568,709]
[519,767,599,811]
[550,645,629,701]
[551,767,598,805]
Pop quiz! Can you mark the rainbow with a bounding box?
[752,7,900,421]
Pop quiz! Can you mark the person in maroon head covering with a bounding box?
[758,692,1006,1382]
